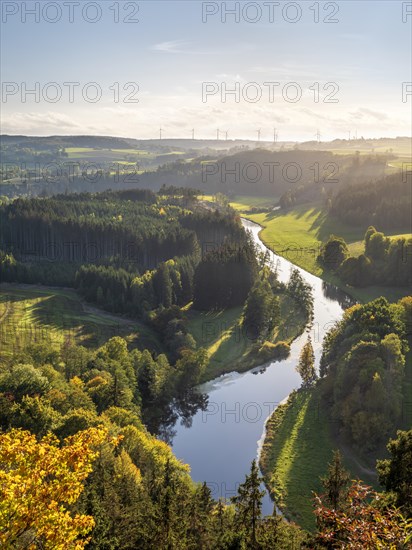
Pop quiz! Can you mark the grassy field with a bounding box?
[202,194,278,212]
[229,199,411,303]
[187,293,307,381]
[259,387,379,532]
[0,284,161,362]
[66,147,155,159]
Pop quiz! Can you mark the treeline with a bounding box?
[278,153,388,209]
[330,172,411,230]
[319,227,412,287]
[74,256,197,316]
[0,194,197,268]
[0,193,252,318]
[0,336,206,439]
[242,267,281,341]
[0,339,306,549]
[0,193,244,270]
[286,268,314,321]
[193,236,258,310]
[1,337,412,547]
[319,296,411,452]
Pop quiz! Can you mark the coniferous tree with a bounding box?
[296,336,317,388]
[320,450,350,511]
[377,429,412,518]
[232,460,266,549]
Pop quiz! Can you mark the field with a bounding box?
[65,147,156,160]
[229,198,411,303]
[0,284,161,362]
[259,388,378,532]
[186,293,307,381]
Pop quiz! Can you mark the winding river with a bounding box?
[171,218,352,515]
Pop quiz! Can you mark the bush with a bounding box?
[258,341,290,362]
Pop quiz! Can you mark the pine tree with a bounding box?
[320,450,350,511]
[296,336,317,388]
[232,460,266,549]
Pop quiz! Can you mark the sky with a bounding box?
[1,0,411,141]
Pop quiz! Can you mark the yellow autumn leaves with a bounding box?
[0,427,109,549]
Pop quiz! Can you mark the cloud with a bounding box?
[151,40,190,54]
[349,108,389,121]
[0,111,97,134]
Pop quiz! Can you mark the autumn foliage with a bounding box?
[0,427,109,549]
[313,480,412,549]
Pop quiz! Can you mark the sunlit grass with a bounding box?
[233,201,411,303]
[186,293,307,381]
[260,389,334,532]
[0,284,161,361]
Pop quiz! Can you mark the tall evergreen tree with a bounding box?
[377,429,412,518]
[232,460,266,549]
[296,336,317,388]
[320,450,350,511]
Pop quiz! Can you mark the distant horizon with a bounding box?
[1,1,411,138]
[1,133,411,143]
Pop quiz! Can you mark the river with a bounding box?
[170,218,352,515]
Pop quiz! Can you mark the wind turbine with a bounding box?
[273,127,278,144]
[315,129,321,144]
[192,128,195,140]
[159,127,163,140]
[225,130,229,141]
[257,129,261,142]
[216,129,220,140]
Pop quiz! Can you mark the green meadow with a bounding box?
[259,388,379,532]
[187,292,307,381]
[0,284,161,362]
[229,198,411,303]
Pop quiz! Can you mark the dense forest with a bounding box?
[330,172,411,230]
[1,338,411,548]
[0,192,197,268]
[319,296,411,452]
[1,141,411,547]
[0,191,254,313]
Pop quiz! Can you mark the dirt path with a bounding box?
[81,302,138,326]
[340,443,378,480]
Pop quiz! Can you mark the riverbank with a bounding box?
[259,388,334,532]
[187,292,308,383]
[229,197,410,304]
[259,385,380,532]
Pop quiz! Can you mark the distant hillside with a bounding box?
[138,148,389,197]
[330,171,412,229]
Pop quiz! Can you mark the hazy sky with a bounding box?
[1,0,411,140]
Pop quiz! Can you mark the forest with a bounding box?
[1,335,412,549]
[330,172,411,230]
[319,296,411,452]
[0,143,411,548]
[318,227,412,287]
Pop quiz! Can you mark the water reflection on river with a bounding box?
[166,219,353,515]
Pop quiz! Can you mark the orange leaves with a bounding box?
[0,427,109,549]
[313,480,412,548]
